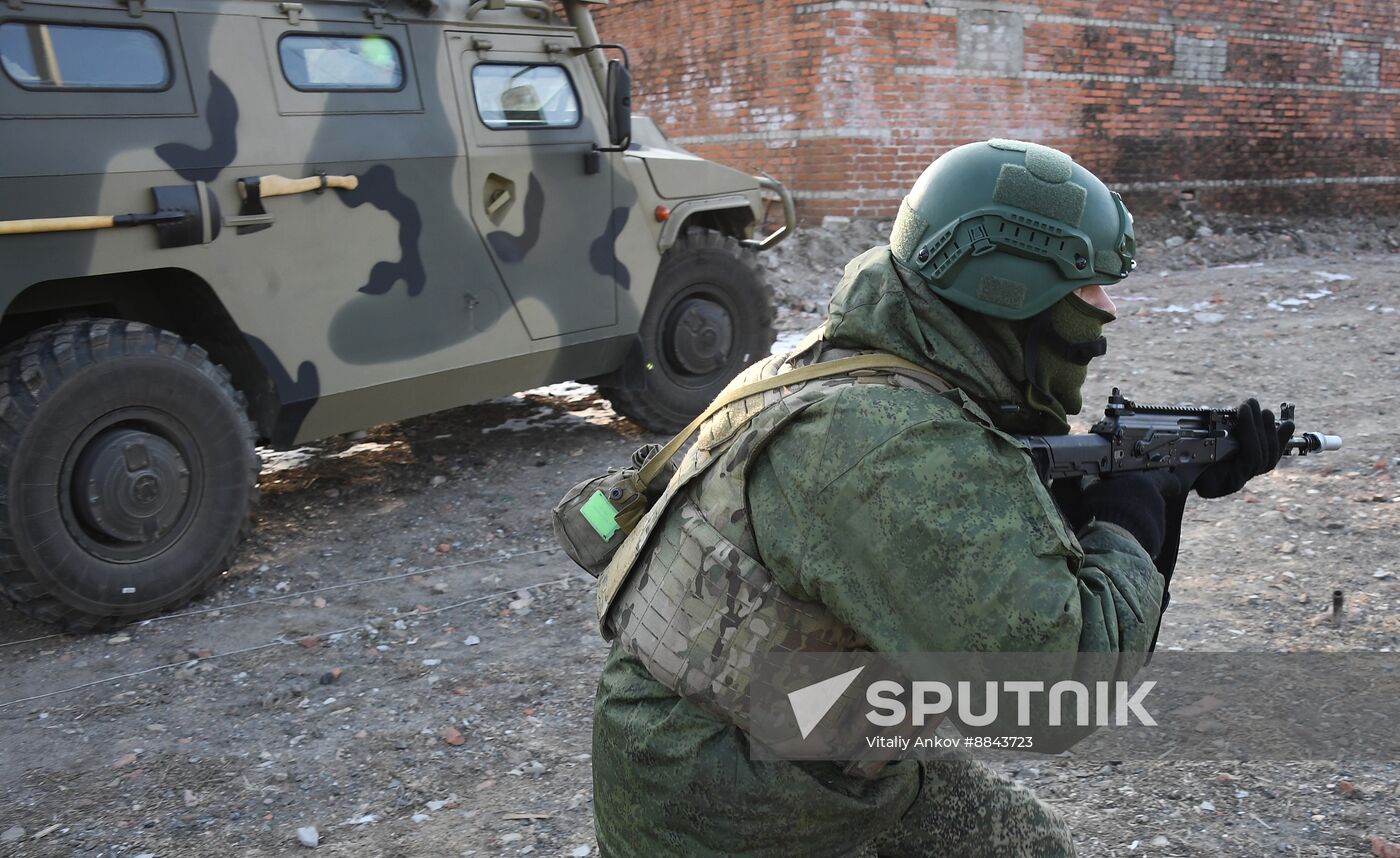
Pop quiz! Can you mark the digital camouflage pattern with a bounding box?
[599,331,949,748]
[592,247,1164,856]
[1,0,774,447]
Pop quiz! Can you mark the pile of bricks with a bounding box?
[595,1,1399,220]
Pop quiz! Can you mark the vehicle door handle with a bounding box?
[486,188,513,217]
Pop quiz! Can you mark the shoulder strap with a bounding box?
[637,351,950,487]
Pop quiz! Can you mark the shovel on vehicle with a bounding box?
[0,181,221,248]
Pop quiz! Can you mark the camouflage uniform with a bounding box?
[593,248,1163,856]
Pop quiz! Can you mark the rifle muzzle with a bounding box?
[1287,432,1342,455]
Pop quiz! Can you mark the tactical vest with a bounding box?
[596,331,950,750]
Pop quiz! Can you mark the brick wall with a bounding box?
[593,0,1400,221]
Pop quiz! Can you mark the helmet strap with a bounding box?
[1021,309,1059,415]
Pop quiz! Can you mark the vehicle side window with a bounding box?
[472,64,580,130]
[0,21,168,90]
[279,34,404,92]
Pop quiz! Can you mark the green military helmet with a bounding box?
[889,139,1136,320]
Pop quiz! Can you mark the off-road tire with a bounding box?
[0,319,258,632]
[602,228,776,434]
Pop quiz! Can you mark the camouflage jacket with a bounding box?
[592,247,1164,857]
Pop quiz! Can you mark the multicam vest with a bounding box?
[596,331,950,739]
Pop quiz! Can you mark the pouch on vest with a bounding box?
[552,443,675,578]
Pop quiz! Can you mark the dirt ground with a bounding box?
[1,214,1398,858]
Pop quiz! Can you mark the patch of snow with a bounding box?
[1311,271,1353,282]
[1150,301,1214,314]
[333,441,396,459]
[771,330,810,355]
[259,447,318,474]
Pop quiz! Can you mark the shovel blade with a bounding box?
[151,182,221,249]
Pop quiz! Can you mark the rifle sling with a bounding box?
[636,352,951,488]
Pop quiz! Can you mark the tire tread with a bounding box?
[602,228,775,433]
[0,319,259,632]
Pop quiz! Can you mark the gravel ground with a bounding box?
[0,219,1397,858]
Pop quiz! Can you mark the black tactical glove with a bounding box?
[1053,471,1182,559]
[1194,399,1294,499]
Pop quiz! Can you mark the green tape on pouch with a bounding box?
[581,490,620,541]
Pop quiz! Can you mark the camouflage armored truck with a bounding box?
[0,0,793,630]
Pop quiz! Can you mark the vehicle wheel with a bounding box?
[0,319,258,632]
[601,228,775,434]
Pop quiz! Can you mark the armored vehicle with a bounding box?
[0,0,793,629]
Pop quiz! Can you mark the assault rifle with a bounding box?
[1019,388,1340,655]
[1017,388,1341,487]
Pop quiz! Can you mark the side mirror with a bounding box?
[606,59,632,149]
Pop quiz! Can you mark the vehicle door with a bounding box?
[449,31,617,339]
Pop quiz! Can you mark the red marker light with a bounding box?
[654,206,671,222]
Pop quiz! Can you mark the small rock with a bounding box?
[437,543,451,553]
[318,668,343,685]
[422,659,442,667]
[430,476,448,488]
[1,827,23,843]
[107,635,131,645]
[1150,835,1170,847]
[297,636,320,649]
[112,753,138,768]
[312,596,328,609]
[441,725,466,746]
[1195,225,1214,238]
[411,813,429,823]
[1165,236,1187,248]
[463,635,481,646]
[501,833,524,844]
[426,800,447,812]
[1193,312,1226,325]
[183,788,199,807]
[571,848,592,858]
[1374,569,1394,580]
[1370,835,1400,858]
[146,723,167,733]
[1199,800,1216,812]
[296,825,319,848]
[1279,541,1297,555]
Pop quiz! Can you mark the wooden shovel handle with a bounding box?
[247,174,359,199]
[0,215,117,236]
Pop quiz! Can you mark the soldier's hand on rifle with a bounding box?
[1052,471,1182,559]
[1194,399,1295,499]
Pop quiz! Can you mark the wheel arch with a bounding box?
[1,269,280,442]
[658,197,758,251]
